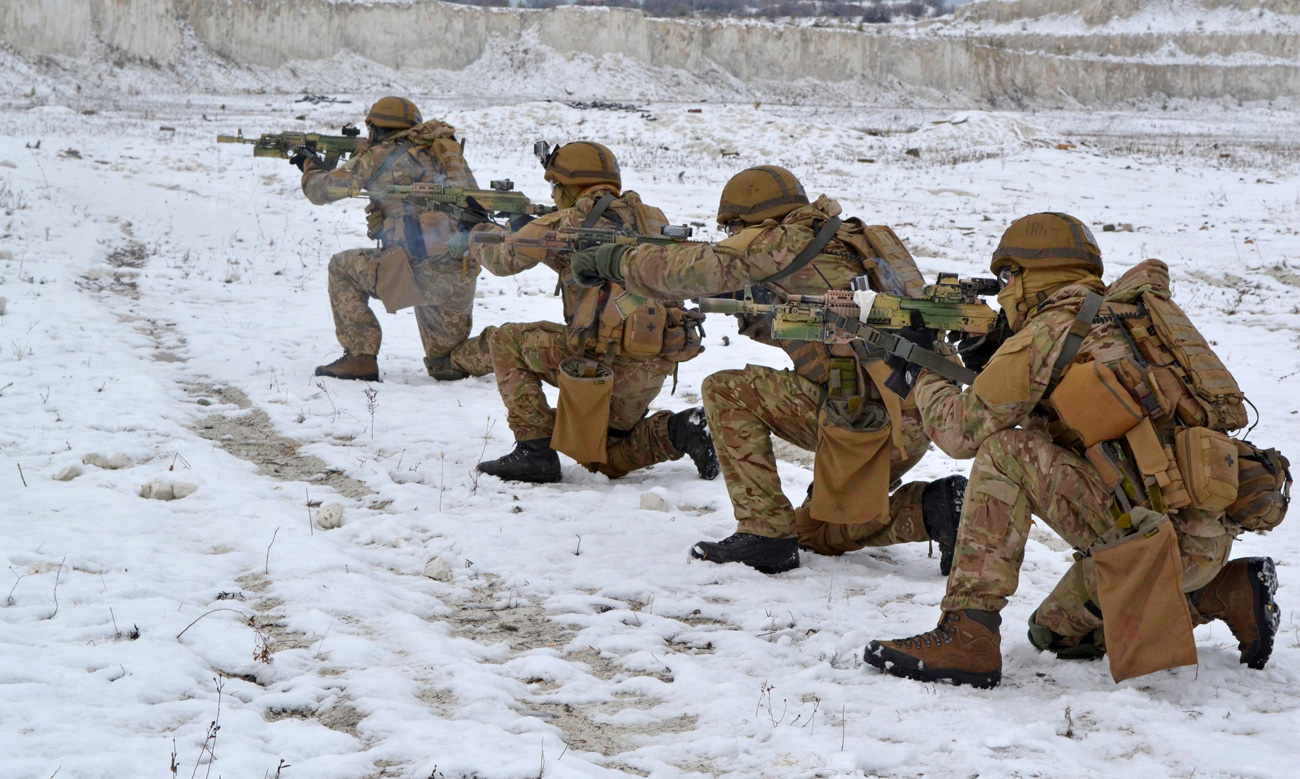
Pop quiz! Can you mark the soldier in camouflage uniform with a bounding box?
[863,213,1280,688]
[572,166,965,575]
[468,142,718,484]
[296,96,493,382]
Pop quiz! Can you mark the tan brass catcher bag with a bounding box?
[1092,508,1198,682]
[371,247,426,314]
[811,400,892,529]
[552,358,615,464]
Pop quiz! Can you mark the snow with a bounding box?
[1,91,1300,779]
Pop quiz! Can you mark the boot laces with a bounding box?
[897,613,958,649]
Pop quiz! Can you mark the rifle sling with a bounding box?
[761,217,842,286]
[401,212,428,262]
[581,194,616,229]
[1049,291,1104,386]
[825,311,977,386]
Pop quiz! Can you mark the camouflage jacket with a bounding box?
[469,186,672,350]
[301,120,477,253]
[619,196,926,385]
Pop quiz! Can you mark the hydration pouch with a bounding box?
[1174,427,1239,514]
[372,247,426,314]
[1226,440,1291,532]
[621,302,668,356]
[810,399,892,529]
[1092,508,1198,682]
[1051,359,1145,448]
[552,357,614,464]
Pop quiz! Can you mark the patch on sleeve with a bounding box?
[716,225,768,254]
[971,331,1033,406]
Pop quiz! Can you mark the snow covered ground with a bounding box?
[1,94,1299,779]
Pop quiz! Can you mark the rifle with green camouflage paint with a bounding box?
[217,126,369,170]
[331,179,558,225]
[697,273,1001,385]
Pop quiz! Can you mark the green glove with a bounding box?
[570,243,629,287]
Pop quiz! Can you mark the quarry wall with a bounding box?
[3,0,1297,103]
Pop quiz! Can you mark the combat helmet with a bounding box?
[716,166,809,226]
[990,212,1102,276]
[542,142,621,189]
[366,96,423,130]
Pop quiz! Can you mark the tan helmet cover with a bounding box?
[367,97,423,130]
[717,166,809,225]
[543,142,621,189]
[990,212,1103,275]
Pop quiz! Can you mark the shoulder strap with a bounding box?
[1050,292,1104,385]
[581,194,616,229]
[761,217,843,286]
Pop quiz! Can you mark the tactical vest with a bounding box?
[1044,260,1285,529]
[564,193,704,363]
[369,124,477,259]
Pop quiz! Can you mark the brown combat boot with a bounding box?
[864,610,1003,688]
[1190,557,1280,670]
[314,353,379,382]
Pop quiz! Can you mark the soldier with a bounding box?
[296,96,493,382]
[863,213,1281,688]
[467,141,718,484]
[571,166,965,575]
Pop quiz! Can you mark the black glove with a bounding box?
[289,151,310,171]
[289,146,322,172]
[509,213,536,232]
[955,311,1009,373]
[457,196,491,230]
[571,243,629,287]
[882,325,937,399]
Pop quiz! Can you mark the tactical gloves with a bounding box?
[509,213,536,232]
[882,325,936,399]
[571,243,629,287]
[289,146,323,172]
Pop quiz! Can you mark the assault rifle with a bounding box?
[471,224,699,316]
[217,125,369,170]
[328,179,557,224]
[697,273,1000,386]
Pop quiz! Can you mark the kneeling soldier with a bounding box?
[299,96,493,382]
[864,213,1283,688]
[572,166,965,575]
[468,141,718,484]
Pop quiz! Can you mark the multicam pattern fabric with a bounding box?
[303,120,486,368]
[702,364,930,539]
[912,281,1236,637]
[488,321,682,477]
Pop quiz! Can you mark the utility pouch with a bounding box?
[660,308,705,363]
[365,201,384,241]
[1226,440,1291,532]
[1174,427,1239,514]
[1051,359,1145,447]
[1123,418,1191,511]
[811,400,892,528]
[372,247,426,314]
[1092,508,1198,682]
[552,358,614,464]
[622,302,668,356]
[419,209,456,258]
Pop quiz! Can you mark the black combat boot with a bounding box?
[922,475,967,577]
[476,438,562,484]
[691,533,799,574]
[315,352,379,382]
[668,407,720,480]
[425,355,468,382]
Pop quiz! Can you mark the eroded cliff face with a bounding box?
[2,0,1297,103]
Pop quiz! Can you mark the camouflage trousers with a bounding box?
[702,364,932,541]
[941,427,1235,639]
[327,247,494,376]
[488,321,683,478]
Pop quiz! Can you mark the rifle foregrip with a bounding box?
[468,232,505,246]
[697,298,749,314]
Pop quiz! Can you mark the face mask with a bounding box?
[552,182,576,210]
[998,267,1104,331]
[997,273,1029,332]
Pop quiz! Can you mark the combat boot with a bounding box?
[668,407,720,480]
[476,438,562,484]
[425,355,468,382]
[1190,557,1280,670]
[690,533,798,574]
[922,475,967,577]
[315,352,379,382]
[864,610,1003,689]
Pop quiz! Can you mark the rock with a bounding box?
[0,296,7,316]
[197,398,212,406]
[423,557,453,582]
[316,503,344,530]
[82,453,109,468]
[52,465,81,481]
[639,492,670,512]
[905,148,921,158]
[140,479,197,501]
[106,452,132,470]
[0,249,12,260]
